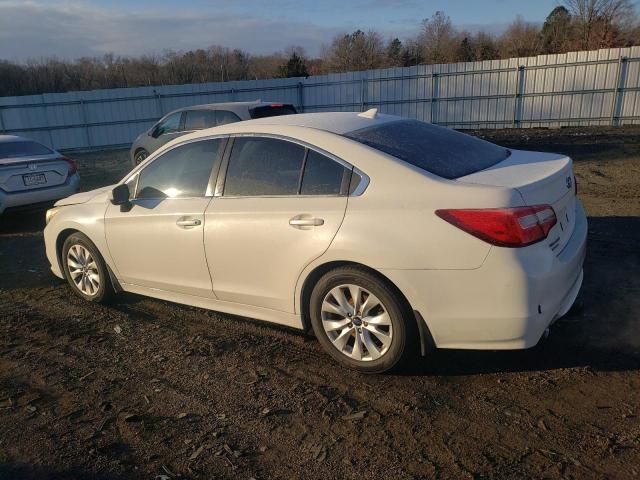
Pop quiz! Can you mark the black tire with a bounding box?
[61,232,114,303]
[133,149,149,167]
[309,266,417,373]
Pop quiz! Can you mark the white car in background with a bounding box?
[43,110,586,373]
[130,101,297,167]
[0,135,79,215]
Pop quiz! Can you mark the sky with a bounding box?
[0,0,560,62]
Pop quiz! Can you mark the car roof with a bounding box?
[0,134,30,143]
[211,110,402,135]
[168,101,290,114]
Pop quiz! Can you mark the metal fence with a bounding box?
[1,46,639,152]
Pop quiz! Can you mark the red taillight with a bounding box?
[61,156,77,175]
[435,205,557,248]
[270,103,284,108]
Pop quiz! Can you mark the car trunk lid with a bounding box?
[457,149,576,254]
[0,154,70,193]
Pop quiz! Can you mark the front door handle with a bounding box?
[176,218,202,227]
[289,216,324,227]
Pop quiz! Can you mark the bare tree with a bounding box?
[0,3,638,98]
[324,30,386,72]
[563,0,635,49]
[419,11,459,64]
[499,16,542,58]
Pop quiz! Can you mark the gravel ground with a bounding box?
[0,127,639,479]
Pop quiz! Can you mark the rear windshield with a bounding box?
[249,104,297,119]
[344,120,510,179]
[0,140,53,159]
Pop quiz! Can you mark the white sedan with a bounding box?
[44,110,587,373]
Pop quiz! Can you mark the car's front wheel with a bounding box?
[133,149,149,166]
[62,232,114,303]
[309,266,416,373]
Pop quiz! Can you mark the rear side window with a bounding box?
[216,110,242,126]
[136,139,222,199]
[344,120,510,179]
[224,137,305,196]
[249,104,297,119]
[301,150,350,195]
[184,110,216,130]
[0,140,53,159]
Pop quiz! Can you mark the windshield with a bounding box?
[344,120,510,179]
[0,140,53,159]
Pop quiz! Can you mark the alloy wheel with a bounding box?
[321,284,393,361]
[66,244,101,296]
[135,151,148,165]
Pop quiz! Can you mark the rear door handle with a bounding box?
[176,218,202,227]
[289,217,324,227]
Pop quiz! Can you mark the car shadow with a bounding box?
[0,208,46,235]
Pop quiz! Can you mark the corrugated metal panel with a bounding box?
[1,46,639,151]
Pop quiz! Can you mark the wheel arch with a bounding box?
[55,227,122,292]
[55,228,80,274]
[298,260,435,356]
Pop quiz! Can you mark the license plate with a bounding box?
[23,173,47,186]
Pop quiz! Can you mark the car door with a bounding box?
[147,111,184,153]
[204,136,351,312]
[105,137,225,298]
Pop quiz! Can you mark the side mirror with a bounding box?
[111,184,130,206]
[151,126,161,138]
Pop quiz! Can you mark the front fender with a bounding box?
[43,202,116,279]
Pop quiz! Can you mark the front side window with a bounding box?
[135,139,222,199]
[224,137,305,196]
[216,110,242,126]
[184,110,216,130]
[300,150,350,195]
[344,120,510,180]
[155,112,182,136]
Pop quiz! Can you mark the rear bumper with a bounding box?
[0,174,80,215]
[382,199,588,350]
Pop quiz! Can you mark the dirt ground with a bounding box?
[0,127,639,480]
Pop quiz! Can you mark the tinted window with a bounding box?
[301,150,349,195]
[216,110,242,126]
[249,104,297,119]
[224,137,305,196]
[155,112,182,136]
[344,120,510,179]
[184,110,216,130]
[136,139,221,199]
[0,140,53,159]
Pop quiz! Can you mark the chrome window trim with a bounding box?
[350,167,370,196]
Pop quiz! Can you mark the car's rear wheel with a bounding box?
[309,266,415,373]
[133,149,149,166]
[62,232,114,303]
